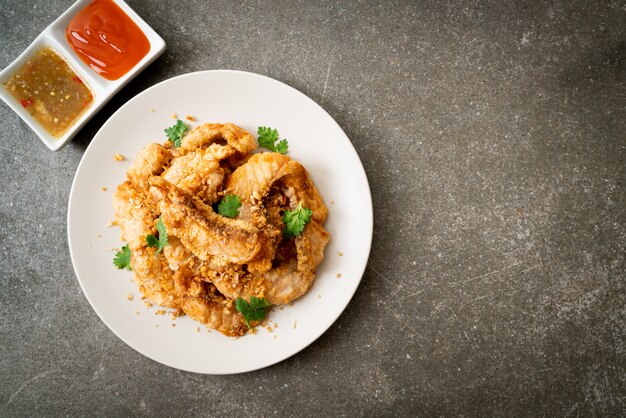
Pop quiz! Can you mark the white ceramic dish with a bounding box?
[0,0,165,151]
[67,70,373,374]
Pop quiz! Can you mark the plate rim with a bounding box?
[67,69,373,374]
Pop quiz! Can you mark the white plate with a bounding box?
[0,0,165,151]
[67,70,373,374]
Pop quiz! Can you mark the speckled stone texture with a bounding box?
[0,0,624,416]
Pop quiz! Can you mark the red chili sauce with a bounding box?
[66,0,150,81]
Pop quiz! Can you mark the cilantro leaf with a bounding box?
[146,234,160,248]
[217,194,242,218]
[146,218,168,253]
[257,126,288,154]
[282,203,312,237]
[257,126,278,150]
[275,139,289,154]
[113,244,132,270]
[164,120,189,148]
[235,296,271,329]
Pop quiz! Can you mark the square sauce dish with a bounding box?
[0,0,166,151]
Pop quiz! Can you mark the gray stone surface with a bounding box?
[0,0,624,416]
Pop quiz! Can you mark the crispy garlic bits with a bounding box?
[113,123,329,336]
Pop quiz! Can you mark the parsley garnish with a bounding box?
[235,296,271,329]
[146,218,168,253]
[113,244,132,270]
[217,194,242,218]
[275,139,288,154]
[164,120,189,148]
[282,203,312,237]
[257,126,288,154]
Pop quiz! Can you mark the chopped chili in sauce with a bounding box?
[66,0,150,80]
[3,47,94,137]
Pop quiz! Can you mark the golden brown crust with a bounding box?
[112,122,329,336]
[181,123,257,159]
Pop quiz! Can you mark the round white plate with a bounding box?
[67,70,373,374]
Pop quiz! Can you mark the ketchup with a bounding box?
[66,0,150,81]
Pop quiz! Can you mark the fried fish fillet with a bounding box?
[148,176,280,265]
[163,236,228,278]
[113,181,178,307]
[280,161,328,224]
[211,221,329,305]
[225,152,291,198]
[113,122,329,335]
[225,152,328,225]
[181,123,257,157]
[162,149,225,204]
[173,271,247,336]
[262,220,329,304]
[213,153,330,304]
[113,180,246,335]
[126,143,172,190]
[113,181,154,250]
[224,152,290,224]
[161,126,257,205]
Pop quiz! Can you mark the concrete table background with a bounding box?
[0,0,624,416]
